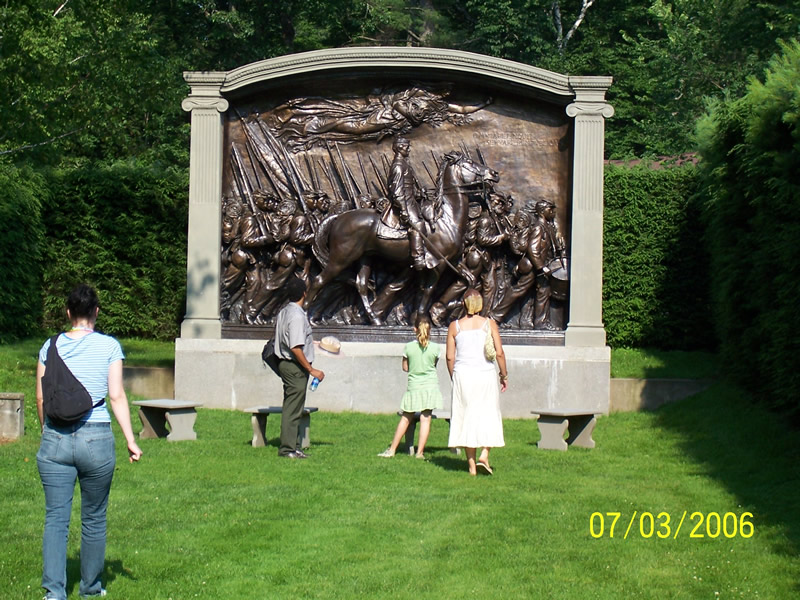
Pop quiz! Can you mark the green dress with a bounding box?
[400,341,443,412]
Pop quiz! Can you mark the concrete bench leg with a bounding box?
[164,408,198,442]
[138,407,169,439]
[404,415,419,455]
[251,412,311,449]
[537,416,569,451]
[251,414,269,447]
[298,413,311,449]
[401,412,456,455]
[566,414,597,449]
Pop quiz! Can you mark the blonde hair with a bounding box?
[463,289,483,315]
[415,314,431,348]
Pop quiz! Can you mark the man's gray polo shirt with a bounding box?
[275,301,314,363]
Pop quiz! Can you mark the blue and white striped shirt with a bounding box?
[39,332,125,423]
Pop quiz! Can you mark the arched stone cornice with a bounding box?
[213,47,604,101]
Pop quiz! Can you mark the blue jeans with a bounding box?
[37,421,116,599]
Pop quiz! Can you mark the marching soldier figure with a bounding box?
[528,199,561,330]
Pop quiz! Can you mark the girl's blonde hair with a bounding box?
[463,289,483,315]
[415,314,432,348]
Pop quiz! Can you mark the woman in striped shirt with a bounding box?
[36,284,142,600]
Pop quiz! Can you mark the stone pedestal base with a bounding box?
[175,339,610,418]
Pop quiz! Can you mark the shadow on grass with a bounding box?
[427,446,469,473]
[428,454,464,473]
[653,382,800,567]
[66,557,136,596]
[238,435,336,449]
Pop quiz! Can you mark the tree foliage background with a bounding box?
[2,1,798,162]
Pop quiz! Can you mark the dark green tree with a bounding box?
[697,40,800,420]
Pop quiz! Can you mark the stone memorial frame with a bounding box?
[177,47,612,417]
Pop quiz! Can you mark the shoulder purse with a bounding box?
[483,320,497,362]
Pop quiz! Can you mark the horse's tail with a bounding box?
[312,214,338,268]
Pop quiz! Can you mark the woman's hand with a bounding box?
[127,441,143,463]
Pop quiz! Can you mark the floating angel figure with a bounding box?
[267,86,491,150]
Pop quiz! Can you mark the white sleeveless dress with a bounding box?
[447,318,505,448]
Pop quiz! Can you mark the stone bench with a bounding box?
[400,410,458,455]
[532,411,599,451]
[0,393,24,440]
[132,399,203,442]
[243,406,318,449]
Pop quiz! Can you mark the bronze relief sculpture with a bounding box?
[220,83,570,333]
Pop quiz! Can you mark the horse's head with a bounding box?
[442,151,500,189]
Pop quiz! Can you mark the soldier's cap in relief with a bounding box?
[535,198,556,212]
[393,136,410,151]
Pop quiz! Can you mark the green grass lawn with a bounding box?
[609,348,720,379]
[1,342,796,599]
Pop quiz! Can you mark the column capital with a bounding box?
[182,71,228,113]
[181,96,229,113]
[566,101,614,119]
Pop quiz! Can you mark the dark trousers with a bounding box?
[277,359,309,455]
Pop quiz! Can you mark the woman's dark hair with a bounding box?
[285,276,307,302]
[67,284,100,320]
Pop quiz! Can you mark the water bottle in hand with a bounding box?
[310,377,320,391]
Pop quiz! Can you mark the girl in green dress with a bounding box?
[378,315,443,459]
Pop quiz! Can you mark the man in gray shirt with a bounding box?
[274,276,325,458]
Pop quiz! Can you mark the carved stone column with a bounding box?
[565,78,614,347]
[180,73,229,339]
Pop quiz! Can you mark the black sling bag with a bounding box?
[261,338,281,376]
[41,333,104,424]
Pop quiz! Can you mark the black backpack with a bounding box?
[41,334,103,424]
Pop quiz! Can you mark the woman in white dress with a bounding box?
[446,289,508,475]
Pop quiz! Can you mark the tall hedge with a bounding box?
[40,159,188,340]
[603,164,711,350]
[0,163,46,342]
[696,40,800,420]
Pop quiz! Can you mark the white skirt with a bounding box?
[448,368,505,448]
